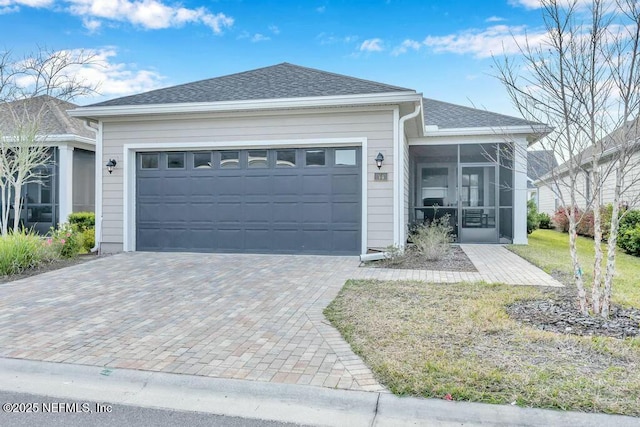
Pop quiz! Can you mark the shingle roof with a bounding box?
[528,150,558,181]
[89,63,415,107]
[0,95,93,139]
[422,98,540,129]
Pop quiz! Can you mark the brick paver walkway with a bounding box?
[0,245,561,392]
[354,244,563,287]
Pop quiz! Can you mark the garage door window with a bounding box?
[221,151,240,169]
[193,152,212,169]
[140,153,159,169]
[306,149,325,167]
[248,150,268,168]
[335,149,357,166]
[276,150,296,167]
[167,153,185,169]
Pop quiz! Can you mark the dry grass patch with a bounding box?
[324,280,640,415]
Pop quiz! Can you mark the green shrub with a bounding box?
[410,215,453,261]
[0,231,47,276]
[618,209,640,256]
[618,224,640,256]
[538,213,552,229]
[81,227,95,252]
[47,223,82,258]
[527,199,540,234]
[68,212,95,231]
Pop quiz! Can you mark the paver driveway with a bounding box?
[0,253,382,391]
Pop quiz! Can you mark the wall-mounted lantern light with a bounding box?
[106,159,117,174]
[375,152,384,169]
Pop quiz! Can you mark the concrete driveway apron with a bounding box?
[0,253,383,391]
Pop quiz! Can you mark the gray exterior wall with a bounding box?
[72,148,95,212]
[99,107,396,252]
[536,150,640,215]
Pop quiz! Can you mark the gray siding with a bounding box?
[100,108,396,251]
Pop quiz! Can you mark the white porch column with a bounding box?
[513,138,528,244]
[58,144,74,225]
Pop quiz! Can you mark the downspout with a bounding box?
[83,120,101,253]
[396,103,422,247]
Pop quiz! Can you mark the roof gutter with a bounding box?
[82,120,101,254]
[423,124,552,137]
[395,102,422,247]
[68,92,424,119]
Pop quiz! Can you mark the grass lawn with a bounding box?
[508,229,640,308]
[325,280,640,415]
[326,230,640,414]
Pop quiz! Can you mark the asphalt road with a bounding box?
[0,390,306,427]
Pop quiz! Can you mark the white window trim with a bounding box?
[123,137,369,255]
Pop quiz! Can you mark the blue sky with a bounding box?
[1,0,548,116]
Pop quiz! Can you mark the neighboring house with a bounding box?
[0,95,96,234]
[527,150,558,207]
[535,119,640,216]
[70,63,546,255]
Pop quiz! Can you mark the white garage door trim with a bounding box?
[123,137,369,255]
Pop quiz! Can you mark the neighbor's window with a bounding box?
[193,152,212,169]
[140,153,159,169]
[276,150,296,167]
[305,149,325,166]
[167,152,185,169]
[248,150,268,168]
[220,151,240,168]
[335,149,356,166]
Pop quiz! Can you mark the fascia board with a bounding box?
[68,92,423,118]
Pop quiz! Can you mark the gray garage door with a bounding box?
[136,147,361,254]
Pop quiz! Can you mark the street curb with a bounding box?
[0,358,638,427]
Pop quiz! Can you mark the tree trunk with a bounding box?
[591,192,603,314]
[569,217,588,315]
[12,175,23,233]
[602,164,624,319]
[0,185,8,236]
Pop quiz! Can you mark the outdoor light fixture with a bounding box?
[375,152,384,169]
[106,159,117,174]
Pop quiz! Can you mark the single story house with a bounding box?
[0,95,96,234]
[70,63,546,255]
[535,119,640,216]
[527,150,557,207]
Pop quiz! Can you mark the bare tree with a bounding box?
[495,0,640,318]
[0,47,97,235]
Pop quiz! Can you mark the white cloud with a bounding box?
[251,33,270,42]
[0,5,19,13]
[0,0,53,7]
[423,25,547,58]
[508,0,542,9]
[359,38,384,52]
[391,39,422,56]
[0,0,233,33]
[13,48,166,98]
[486,16,506,22]
[316,32,358,45]
[268,25,280,34]
[82,17,101,32]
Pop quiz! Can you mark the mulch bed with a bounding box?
[0,253,99,284]
[366,246,477,272]
[506,285,640,339]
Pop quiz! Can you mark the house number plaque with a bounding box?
[374,173,388,181]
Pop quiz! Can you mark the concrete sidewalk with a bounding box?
[0,358,636,427]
